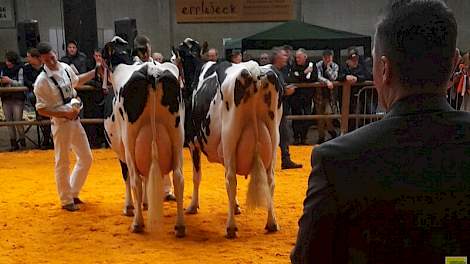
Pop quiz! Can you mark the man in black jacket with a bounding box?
[291,0,470,263]
[60,40,88,74]
[288,48,316,145]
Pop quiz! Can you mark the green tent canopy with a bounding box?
[241,20,372,60]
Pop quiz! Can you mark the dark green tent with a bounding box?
[241,20,372,60]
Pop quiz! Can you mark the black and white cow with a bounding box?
[175,42,284,238]
[103,37,186,237]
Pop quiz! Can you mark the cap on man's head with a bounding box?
[348,47,359,58]
[323,50,334,56]
[37,42,53,55]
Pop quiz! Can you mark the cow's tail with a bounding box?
[247,143,271,210]
[147,88,164,233]
[245,68,270,210]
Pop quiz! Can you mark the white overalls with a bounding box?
[34,62,92,206]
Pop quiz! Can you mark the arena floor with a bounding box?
[0,146,312,263]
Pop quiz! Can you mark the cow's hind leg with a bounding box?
[265,123,279,232]
[225,162,238,239]
[142,178,148,211]
[265,163,279,232]
[130,172,144,233]
[120,161,134,217]
[173,145,186,237]
[187,147,201,214]
[124,143,144,233]
[234,197,241,215]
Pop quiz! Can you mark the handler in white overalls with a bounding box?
[34,42,99,211]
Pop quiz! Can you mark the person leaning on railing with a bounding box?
[337,47,372,130]
[23,47,53,149]
[314,50,339,144]
[0,51,26,151]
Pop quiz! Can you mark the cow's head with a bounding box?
[102,36,133,72]
[172,38,208,92]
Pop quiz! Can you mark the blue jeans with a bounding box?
[2,98,25,142]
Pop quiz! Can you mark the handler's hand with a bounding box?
[64,108,80,120]
[285,84,296,96]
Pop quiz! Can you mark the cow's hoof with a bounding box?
[234,204,241,215]
[131,224,145,233]
[265,223,280,233]
[185,205,199,214]
[142,203,148,211]
[174,225,186,238]
[226,227,238,239]
[123,205,134,217]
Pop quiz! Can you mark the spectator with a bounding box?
[454,51,470,110]
[229,51,242,64]
[152,52,164,63]
[84,48,107,148]
[60,40,88,74]
[281,45,295,78]
[338,47,372,130]
[338,47,369,83]
[287,48,317,145]
[23,48,53,149]
[271,47,302,169]
[315,50,339,143]
[207,48,218,62]
[259,53,270,66]
[447,49,464,109]
[133,35,152,63]
[242,51,252,62]
[0,51,25,151]
[292,0,470,262]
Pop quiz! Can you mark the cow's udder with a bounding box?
[134,123,173,177]
[236,123,272,176]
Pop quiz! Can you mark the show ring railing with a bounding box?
[0,81,384,148]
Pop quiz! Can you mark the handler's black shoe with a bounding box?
[62,203,79,212]
[281,160,303,170]
[73,198,84,204]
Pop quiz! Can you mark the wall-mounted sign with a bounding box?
[0,0,14,28]
[176,0,294,23]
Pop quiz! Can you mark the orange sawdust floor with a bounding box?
[0,146,313,263]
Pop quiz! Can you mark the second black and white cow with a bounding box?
[175,42,284,238]
[103,37,186,237]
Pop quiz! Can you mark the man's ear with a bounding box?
[381,55,392,85]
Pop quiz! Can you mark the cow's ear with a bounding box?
[170,46,179,64]
[201,41,209,56]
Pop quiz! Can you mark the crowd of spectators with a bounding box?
[2,36,468,152]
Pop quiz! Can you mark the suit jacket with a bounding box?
[291,94,470,264]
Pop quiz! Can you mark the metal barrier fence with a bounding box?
[286,80,384,135]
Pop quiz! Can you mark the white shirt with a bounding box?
[34,62,79,122]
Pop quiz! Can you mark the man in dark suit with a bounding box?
[291,0,470,263]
